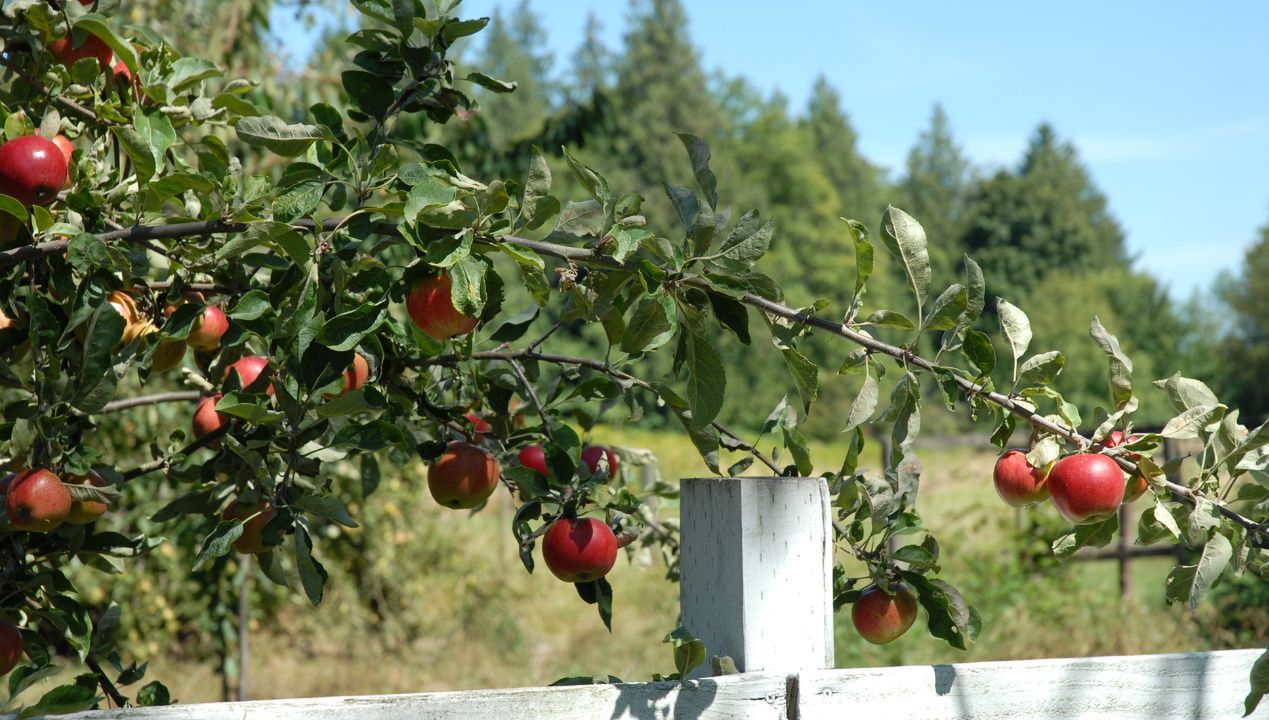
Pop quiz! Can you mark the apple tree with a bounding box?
[0,0,1265,715]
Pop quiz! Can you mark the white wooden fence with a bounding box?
[53,478,1265,719]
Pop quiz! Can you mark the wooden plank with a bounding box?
[53,673,790,720]
[680,477,834,677]
[797,649,1265,719]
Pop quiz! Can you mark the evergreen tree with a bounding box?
[569,13,613,101]
[1217,221,1269,422]
[800,76,886,225]
[960,124,1128,297]
[901,104,971,277]
[473,2,556,147]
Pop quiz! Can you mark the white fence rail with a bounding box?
[39,478,1266,718]
[57,649,1263,719]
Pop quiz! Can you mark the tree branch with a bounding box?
[85,654,127,709]
[100,391,200,413]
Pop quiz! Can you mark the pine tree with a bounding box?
[569,13,613,101]
[1217,221,1269,422]
[800,76,886,225]
[473,2,556,147]
[901,104,971,277]
[960,124,1128,297]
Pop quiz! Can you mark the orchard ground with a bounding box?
[12,428,1250,704]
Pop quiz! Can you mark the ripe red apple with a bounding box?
[52,135,73,165]
[427,441,499,509]
[192,394,227,449]
[0,621,23,676]
[163,291,206,318]
[1047,453,1125,524]
[1105,431,1150,502]
[542,516,618,583]
[223,355,273,395]
[64,470,108,525]
[518,444,548,476]
[48,32,113,72]
[151,339,186,372]
[852,583,918,645]
[0,136,68,207]
[581,445,619,482]
[343,353,370,392]
[222,500,276,554]
[406,274,479,340]
[111,60,142,97]
[464,412,489,441]
[992,449,1051,507]
[5,468,72,532]
[187,306,229,351]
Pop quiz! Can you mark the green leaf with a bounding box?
[676,133,717,210]
[1160,403,1226,439]
[294,494,359,528]
[563,149,611,211]
[110,126,157,184]
[1019,351,1064,386]
[18,683,98,718]
[997,298,1031,381]
[1089,316,1134,410]
[880,206,931,321]
[165,57,222,92]
[621,296,672,354]
[902,573,977,651]
[842,218,872,321]
[918,283,967,332]
[294,523,328,605]
[665,184,699,234]
[235,116,327,157]
[467,71,516,93]
[218,221,308,265]
[72,303,125,412]
[448,255,486,317]
[684,330,725,430]
[656,384,720,474]
[317,303,386,352]
[226,290,271,321]
[1052,515,1118,560]
[0,194,28,222]
[1189,532,1231,610]
[843,364,878,434]
[191,519,245,571]
[136,681,171,706]
[1246,648,1269,716]
[521,147,559,230]
[613,227,653,263]
[961,255,986,325]
[961,329,996,377]
[774,345,816,414]
[863,310,914,330]
[390,0,415,34]
[710,211,772,273]
[73,14,137,74]
[1153,372,1220,414]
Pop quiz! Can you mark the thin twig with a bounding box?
[100,390,200,413]
[507,358,553,442]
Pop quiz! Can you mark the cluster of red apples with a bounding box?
[993,431,1147,523]
[409,274,622,584]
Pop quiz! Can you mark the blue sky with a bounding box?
[272,1,1269,298]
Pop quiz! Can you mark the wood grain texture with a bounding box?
[52,673,789,720]
[798,649,1265,719]
[679,477,834,678]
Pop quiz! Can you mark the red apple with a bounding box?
[5,468,72,532]
[0,136,68,207]
[52,135,73,165]
[0,621,23,676]
[151,339,186,372]
[223,355,273,395]
[64,470,108,525]
[465,412,490,441]
[542,516,618,583]
[1047,453,1125,524]
[326,353,369,398]
[192,394,227,449]
[163,291,206,318]
[427,441,499,509]
[852,583,918,645]
[111,60,142,98]
[581,445,619,482]
[1105,431,1150,502]
[187,306,229,351]
[222,500,276,554]
[992,449,1051,507]
[518,444,548,476]
[48,32,113,72]
[406,274,479,341]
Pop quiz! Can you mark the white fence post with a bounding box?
[679,476,835,678]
